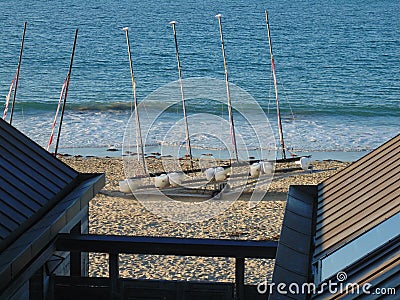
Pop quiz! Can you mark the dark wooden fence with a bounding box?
[55,234,277,299]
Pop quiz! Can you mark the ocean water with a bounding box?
[0,0,399,158]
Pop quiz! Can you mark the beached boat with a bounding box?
[209,13,306,165]
[119,27,226,197]
[118,27,148,194]
[265,10,307,163]
[118,14,310,196]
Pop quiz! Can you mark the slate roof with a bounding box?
[314,134,400,261]
[0,119,80,252]
[270,134,400,299]
[0,118,105,296]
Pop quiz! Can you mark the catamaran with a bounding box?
[119,12,310,196]
[265,10,305,163]
[265,10,310,163]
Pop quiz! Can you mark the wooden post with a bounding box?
[109,253,119,298]
[235,257,245,300]
[70,222,81,276]
[29,266,44,300]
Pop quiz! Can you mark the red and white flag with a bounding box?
[47,79,67,151]
[3,72,17,121]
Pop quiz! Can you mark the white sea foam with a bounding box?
[10,107,398,158]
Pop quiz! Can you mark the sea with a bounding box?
[1,0,399,161]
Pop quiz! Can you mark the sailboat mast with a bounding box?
[54,28,78,156]
[123,27,147,175]
[265,10,286,160]
[9,21,27,126]
[216,14,239,163]
[169,21,193,169]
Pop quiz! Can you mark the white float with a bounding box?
[168,172,184,187]
[250,162,262,178]
[205,167,216,182]
[119,178,141,193]
[297,156,312,171]
[261,161,274,174]
[155,174,170,188]
[214,166,227,182]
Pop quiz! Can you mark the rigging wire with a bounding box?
[276,78,306,156]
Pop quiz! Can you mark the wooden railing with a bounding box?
[56,234,277,300]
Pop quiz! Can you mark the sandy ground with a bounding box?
[61,156,349,284]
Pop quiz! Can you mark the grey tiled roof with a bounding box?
[0,118,80,252]
[271,134,400,299]
[0,119,105,296]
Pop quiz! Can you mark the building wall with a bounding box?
[9,206,89,300]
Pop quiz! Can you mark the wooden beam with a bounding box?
[56,234,277,259]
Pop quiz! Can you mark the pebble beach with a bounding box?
[61,156,349,285]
